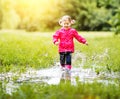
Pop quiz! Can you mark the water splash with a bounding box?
[0,49,119,94]
[91,48,110,70]
[72,50,87,67]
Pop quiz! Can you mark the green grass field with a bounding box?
[0,31,120,73]
[0,31,120,99]
[0,31,58,73]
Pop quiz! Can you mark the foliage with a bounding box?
[0,0,119,32]
[0,0,20,29]
[97,0,120,34]
[109,8,120,35]
[74,1,111,31]
[0,1,3,28]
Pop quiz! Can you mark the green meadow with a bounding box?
[0,31,120,99]
[0,31,120,73]
[0,31,57,73]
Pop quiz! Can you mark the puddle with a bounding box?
[0,50,120,94]
[1,64,119,95]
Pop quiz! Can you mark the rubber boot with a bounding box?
[65,65,72,70]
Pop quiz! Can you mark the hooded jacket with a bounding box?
[53,28,86,53]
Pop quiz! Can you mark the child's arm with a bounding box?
[73,30,88,45]
[53,31,60,45]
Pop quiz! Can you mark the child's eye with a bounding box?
[63,20,67,22]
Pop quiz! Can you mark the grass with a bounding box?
[0,31,120,99]
[0,82,120,99]
[75,32,120,73]
[0,31,120,73]
[0,31,58,73]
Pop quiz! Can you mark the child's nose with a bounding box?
[64,21,69,24]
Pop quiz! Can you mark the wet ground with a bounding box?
[0,63,119,95]
[0,51,120,94]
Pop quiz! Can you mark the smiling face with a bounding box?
[59,15,72,28]
[62,18,71,27]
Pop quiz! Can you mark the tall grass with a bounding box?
[0,32,120,73]
[0,82,120,99]
[0,31,120,99]
[0,32,58,73]
[75,33,120,73]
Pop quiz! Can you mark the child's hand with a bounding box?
[85,42,88,46]
[55,41,59,46]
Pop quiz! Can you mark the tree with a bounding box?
[97,0,120,34]
[0,0,119,32]
[0,0,3,29]
[0,0,20,29]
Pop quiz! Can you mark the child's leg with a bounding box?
[65,52,72,70]
[59,52,65,67]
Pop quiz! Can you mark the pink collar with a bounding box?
[61,27,71,31]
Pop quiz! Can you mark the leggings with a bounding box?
[59,52,72,66]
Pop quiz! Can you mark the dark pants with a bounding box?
[59,52,72,67]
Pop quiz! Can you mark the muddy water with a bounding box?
[0,50,120,94]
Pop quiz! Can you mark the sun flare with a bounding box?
[14,0,59,20]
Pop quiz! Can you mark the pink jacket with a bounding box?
[53,28,86,53]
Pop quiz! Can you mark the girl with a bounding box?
[53,15,88,71]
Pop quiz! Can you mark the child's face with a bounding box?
[62,18,71,27]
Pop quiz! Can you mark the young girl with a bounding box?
[53,15,88,71]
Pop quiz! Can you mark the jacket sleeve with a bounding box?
[73,30,86,44]
[53,30,60,44]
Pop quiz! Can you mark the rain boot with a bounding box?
[65,65,72,70]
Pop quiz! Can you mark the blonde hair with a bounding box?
[59,15,75,26]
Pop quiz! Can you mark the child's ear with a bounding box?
[71,20,76,24]
[59,19,63,26]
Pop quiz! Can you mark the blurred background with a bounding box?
[0,0,120,34]
[0,1,120,97]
